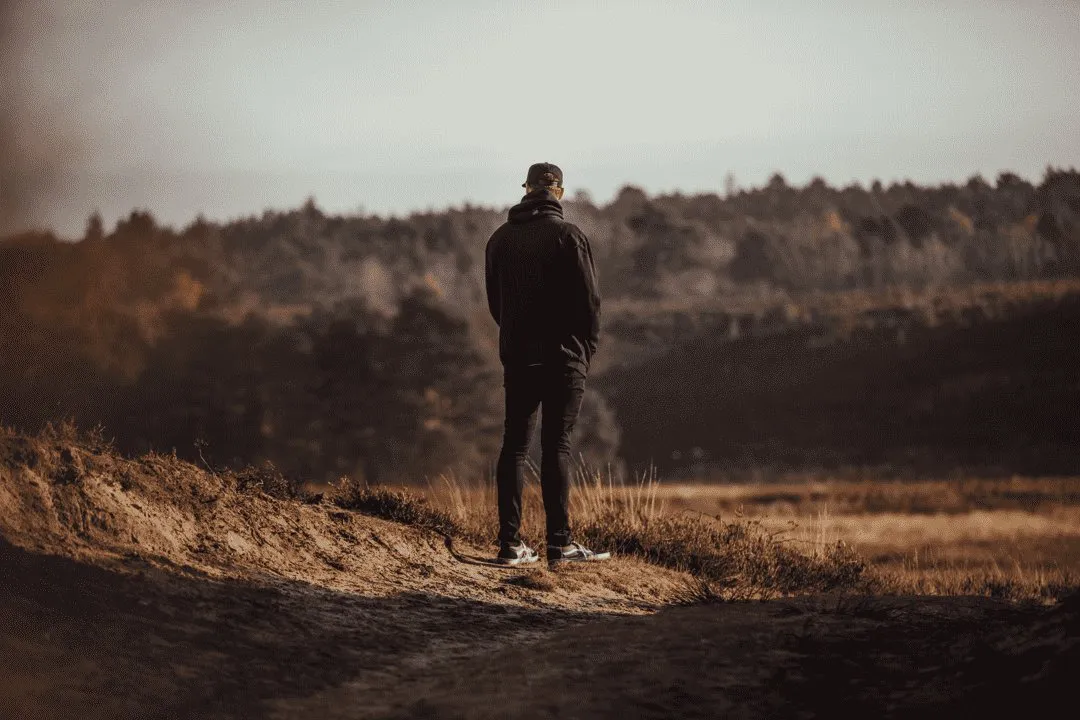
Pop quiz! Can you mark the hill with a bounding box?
[602,285,1080,477]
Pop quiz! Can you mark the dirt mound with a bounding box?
[0,427,695,612]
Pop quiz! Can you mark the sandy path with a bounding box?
[4,539,1073,720]
[283,595,1075,720]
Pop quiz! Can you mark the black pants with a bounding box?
[496,363,586,547]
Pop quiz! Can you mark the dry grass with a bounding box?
[587,476,1080,602]
[332,463,867,600]
[652,475,1080,516]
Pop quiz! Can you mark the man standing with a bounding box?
[485,162,611,566]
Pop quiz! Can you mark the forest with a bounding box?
[2,168,1079,482]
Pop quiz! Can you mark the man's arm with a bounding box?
[568,227,601,360]
[484,235,501,326]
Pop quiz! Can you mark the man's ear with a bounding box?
[554,187,565,200]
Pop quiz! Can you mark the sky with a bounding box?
[6,0,1080,236]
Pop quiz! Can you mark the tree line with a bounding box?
[1,168,1077,481]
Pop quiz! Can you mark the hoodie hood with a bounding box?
[507,188,564,224]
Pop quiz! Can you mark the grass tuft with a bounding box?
[332,475,461,539]
[229,461,305,501]
[576,511,866,599]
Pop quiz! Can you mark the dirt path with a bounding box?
[3,540,1073,720]
[313,595,1062,720]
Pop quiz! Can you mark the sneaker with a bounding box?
[497,542,540,566]
[547,542,612,564]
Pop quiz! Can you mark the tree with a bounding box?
[84,211,104,243]
[729,229,774,283]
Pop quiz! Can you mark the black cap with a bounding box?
[522,162,563,188]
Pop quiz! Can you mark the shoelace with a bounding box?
[570,542,592,557]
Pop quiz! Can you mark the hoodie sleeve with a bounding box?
[484,234,501,326]
[567,226,601,358]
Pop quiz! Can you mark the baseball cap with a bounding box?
[522,162,563,188]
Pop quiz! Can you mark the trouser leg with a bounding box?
[496,366,541,545]
[539,365,586,547]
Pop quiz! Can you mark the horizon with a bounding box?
[23,164,1074,240]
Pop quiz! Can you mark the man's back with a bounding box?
[485,188,601,374]
[488,163,611,566]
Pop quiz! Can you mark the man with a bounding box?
[485,162,611,566]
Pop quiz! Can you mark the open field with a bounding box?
[557,475,1080,601]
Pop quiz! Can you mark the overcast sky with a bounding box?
[13,0,1080,235]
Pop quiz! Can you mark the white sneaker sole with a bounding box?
[497,555,540,566]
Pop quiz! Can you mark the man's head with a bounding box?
[522,162,564,200]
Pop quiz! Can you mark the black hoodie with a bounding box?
[485,189,601,373]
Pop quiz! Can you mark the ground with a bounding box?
[1,430,1076,718]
